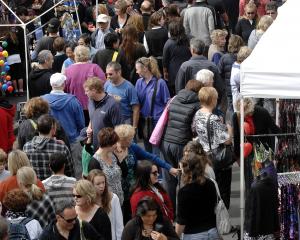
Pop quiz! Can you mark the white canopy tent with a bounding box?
[239,0,299,237]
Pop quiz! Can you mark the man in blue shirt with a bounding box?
[104,62,140,129]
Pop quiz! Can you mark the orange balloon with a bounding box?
[6,75,11,81]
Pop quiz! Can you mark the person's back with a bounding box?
[0,100,15,154]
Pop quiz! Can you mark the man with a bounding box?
[92,33,126,72]
[39,200,102,240]
[42,152,76,207]
[91,14,113,51]
[105,62,140,127]
[175,38,226,113]
[183,0,215,46]
[23,114,75,181]
[78,33,98,60]
[42,73,85,178]
[31,18,60,61]
[28,50,53,98]
[140,1,153,30]
[84,77,122,149]
[265,1,278,20]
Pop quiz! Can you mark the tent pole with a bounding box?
[73,0,82,35]
[240,98,245,239]
[96,0,99,24]
[22,24,29,101]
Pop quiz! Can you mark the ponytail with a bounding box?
[148,57,161,79]
[30,184,43,201]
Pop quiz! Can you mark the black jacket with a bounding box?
[39,219,103,240]
[28,68,53,98]
[162,89,200,145]
[145,27,169,57]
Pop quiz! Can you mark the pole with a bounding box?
[96,0,99,24]
[240,97,244,239]
[73,0,82,35]
[22,24,29,101]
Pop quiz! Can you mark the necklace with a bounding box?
[142,227,153,237]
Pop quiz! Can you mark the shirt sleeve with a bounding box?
[127,85,140,106]
[176,188,187,225]
[158,80,170,105]
[64,146,75,177]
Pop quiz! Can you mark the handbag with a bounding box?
[210,178,232,235]
[207,114,233,170]
[149,96,175,146]
[138,79,158,140]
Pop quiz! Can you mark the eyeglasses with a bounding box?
[247,12,255,15]
[59,215,77,223]
[151,171,159,176]
[73,194,82,198]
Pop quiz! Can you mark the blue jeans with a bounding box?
[183,228,220,240]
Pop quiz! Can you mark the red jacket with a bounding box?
[0,101,15,153]
[130,187,174,221]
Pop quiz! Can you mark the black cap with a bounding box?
[47,18,60,33]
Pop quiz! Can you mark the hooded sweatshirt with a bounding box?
[42,91,85,143]
[0,100,16,153]
[163,89,200,145]
[28,68,53,98]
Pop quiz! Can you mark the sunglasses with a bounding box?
[151,171,159,176]
[73,194,82,198]
[247,12,255,15]
[59,215,77,223]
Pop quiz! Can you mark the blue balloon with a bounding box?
[2,84,7,91]
[5,65,10,71]
[4,61,8,66]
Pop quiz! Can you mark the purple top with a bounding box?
[135,77,170,121]
[65,63,106,109]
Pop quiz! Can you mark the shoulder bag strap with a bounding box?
[150,79,159,117]
[111,51,119,62]
[209,178,221,202]
[206,113,213,151]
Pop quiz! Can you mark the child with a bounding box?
[0,149,10,181]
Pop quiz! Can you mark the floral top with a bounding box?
[93,153,124,205]
[193,111,229,152]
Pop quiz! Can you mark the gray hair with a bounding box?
[0,216,8,240]
[195,69,214,86]
[55,199,75,215]
[38,50,52,64]
[189,38,205,55]
[74,45,90,62]
[106,61,122,72]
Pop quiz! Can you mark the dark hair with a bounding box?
[37,114,56,135]
[133,160,166,193]
[16,7,28,16]
[104,33,119,49]
[55,199,75,215]
[106,61,122,71]
[185,79,203,93]
[181,152,206,185]
[79,33,91,45]
[168,20,189,45]
[53,37,65,52]
[265,1,278,11]
[65,41,78,52]
[23,97,49,119]
[97,128,119,148]
[49,152,66,173]
[136,196,163,220]
[149,10,164,28]
[3,189,31,212]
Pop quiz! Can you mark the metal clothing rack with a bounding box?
[245,133,300,138]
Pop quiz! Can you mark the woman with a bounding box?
[88,169,123,240]
[239,0,269,17]
[135,57,170,154]
[88,128,124,205]
[0,150,45,203]
[144,10,169,74]
[122,197,179,240]
[110,0,130,33]
[127,14,145,43]
[193,87,232,209]
[235,2,258,44]
[162,20,191,97]
[52,37,67,73]
[3,189,42,239]
[176,153,219,240]
[61,41,77,74]
[208,29,228,65]
[65,45,106,125]
[130,160,173,222]
[248,15,273,49]
[160,80,202,210]
[73,179,112,240]
[17,166,55,227]
[119,25,147,84]
[114,124,177,222]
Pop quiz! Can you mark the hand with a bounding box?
[86,127,93,139]
[169,168,179,177]
[150,231,167,240]
[54,138,65,145]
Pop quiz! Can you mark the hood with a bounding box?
[31,136,52,150]
[44,175,73,188]
[44,93,75,110]
[0,99,16,117]
[30,68,52,81]
[176,89,199,104]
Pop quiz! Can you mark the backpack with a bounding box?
[9,217,33,240]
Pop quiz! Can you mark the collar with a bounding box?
[50,90,65,94]
[152,26,162,30]
[191,55,207,61]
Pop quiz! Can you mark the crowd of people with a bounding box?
[0,0,284,239]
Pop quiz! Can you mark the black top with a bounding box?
[207,0,227,29]
[110,14,130,31]
[28,68,53,98]
[145,27,169,57]
[89,208,112,240]
[176,179,217,234]
[53,54,68,73]
[235,18,256,43]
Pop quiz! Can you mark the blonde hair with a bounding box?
[127,14,144,33]
[74,45,90,62]
[115,0,128,14]
[0,149,7,164]
[210,29,228,45]
[195,69,214,86]
[115,124,135,139]
[8,150,31,175]
[228,35,244,53]
[198,87,218,107]
[256,15,273,32]
[136,56,161,79]
[16,166,43,201]
[237,46,252,63]
[74,180,97,205]
[235,97,255,116]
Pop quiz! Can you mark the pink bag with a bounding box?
[149,97,175,146]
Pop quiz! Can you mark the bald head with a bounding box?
[141,1,152,13]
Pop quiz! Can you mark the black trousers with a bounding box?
[215,167,232,209]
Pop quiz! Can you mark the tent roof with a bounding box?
[240,0,300,99]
